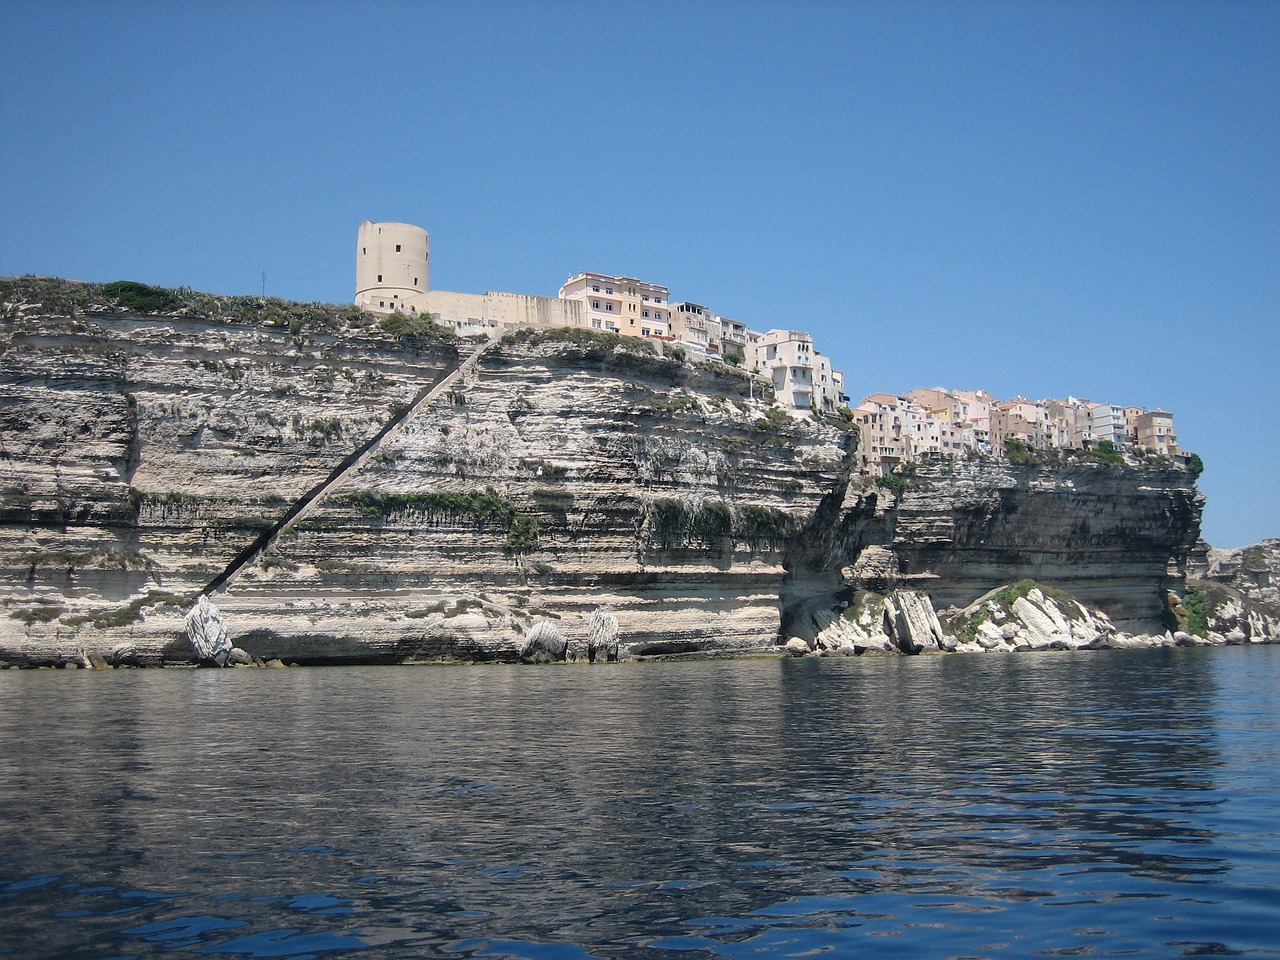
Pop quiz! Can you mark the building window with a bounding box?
[606,304,613,311]
[642,328,651,336]
[592,301,600,309]
[395,244,401,253]
[414,278,418,285]
[605,288,613,295]
[362,247,366,255]
[592,285,600,292]
[642,310,649,318]
[642,295,649,301]
[377,275,383,282]
[592,320,602,329]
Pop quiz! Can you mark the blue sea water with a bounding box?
[1,646,1278,959]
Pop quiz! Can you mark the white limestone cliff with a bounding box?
[2,278,1264,668]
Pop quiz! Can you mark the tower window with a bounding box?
[377,275,383,282]
[414,278,418,286]
[396,244,402,252]
[362,247,366,255]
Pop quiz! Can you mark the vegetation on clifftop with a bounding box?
[0,275,457,343]
[1001,437,1195,472]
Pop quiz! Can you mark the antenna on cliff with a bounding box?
[260,271,267,297]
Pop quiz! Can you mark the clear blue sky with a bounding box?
[2,1,1276,549]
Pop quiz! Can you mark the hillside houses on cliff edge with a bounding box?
[855,389,1182,477]
[353,220,849,416]
[353,220,1181,472]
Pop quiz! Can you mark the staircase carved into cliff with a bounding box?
[200,334,500,596]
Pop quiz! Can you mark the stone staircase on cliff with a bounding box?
[199,334,500,597]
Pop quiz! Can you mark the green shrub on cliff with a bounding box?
[646,498,688,549]
[875,473,906,494]
[950,579,1083,643]
[645,499,758,550]
[1180,587,1210,638]
[506,325,657,356]
[9,601,65,625]
[1,276,104,318]
[103,281,182,313]
[1004,438,1036,464]
[734,505,796,547]
[505,513,540,553]
[344,489,540,554]
[380,310,443,338]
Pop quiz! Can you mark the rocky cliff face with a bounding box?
[1184,539,1280,644]
[0,280,1241,667]
[792,457,1203,630]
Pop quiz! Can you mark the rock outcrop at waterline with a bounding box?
[0,278,1267,666]
[1181,539,1280,645]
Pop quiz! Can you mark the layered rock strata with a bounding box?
[1,281,1262,666]
[1182,539,1280,644]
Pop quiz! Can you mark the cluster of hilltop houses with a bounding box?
[353,221,848,415]
[353,221,1180,472]
[854,388,1180,476]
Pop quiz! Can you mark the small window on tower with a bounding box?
[396,244,402,252]
[362,247,366,255]
[414,278,418,286]
[377,275,383,282]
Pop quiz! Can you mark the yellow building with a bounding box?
[1136,410,1180,456]
[558,272,670,339]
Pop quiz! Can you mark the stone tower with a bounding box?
[355,221,429,310]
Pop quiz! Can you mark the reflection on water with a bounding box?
[1,647,1278,958]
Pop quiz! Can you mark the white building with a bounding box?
[812,352,848,415]
[748,329,819,413]
[1088,402,1126,448]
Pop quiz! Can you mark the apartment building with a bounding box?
[1136,410,1179,456]
[1088,402,1126,448]
[1123,406,1147,446]
[1045,398,1091,449]
[717,316,749,364]
[558,272,670,339]
[855,393,917,476]
[667,301,717,358]
[812,353,848,415]
[907,387,994,452]
[748,329,820,412]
